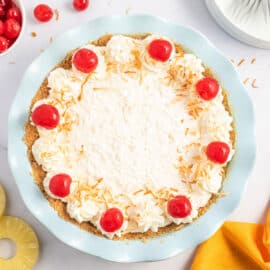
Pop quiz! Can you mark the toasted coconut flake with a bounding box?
[237,58,245,67]
[178,156,183,162]
[243,77,249,84]
[41,152,53,159]
[131,50,142,69]
[92,178,103,188]
[133,189,144,195]
[250,58,256,64]
[78,74,92,101]
[251,78,258,88]
[193,155,202,161]
[55,9,60,21]
[189,131,197,136]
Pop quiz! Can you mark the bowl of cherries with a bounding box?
[0,0,25,55]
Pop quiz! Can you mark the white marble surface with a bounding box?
[0,0,269,269]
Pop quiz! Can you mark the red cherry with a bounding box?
[73,48,98,73]
[167,195,192,218]
[49,174,72,198]
[0,0,11,10]
[196,77,219,101]
[206,141,230,164]
[73,0,89,11]
[0,21,4,35]
[33,4,53,23]
[4,18,20,38]
[0,6,5,18]
[148,39,173,62]
[32,104,60,129]
[6,37,14,47]
[0,35,8,52]
[100,208,124,233]
[6,6,22,23]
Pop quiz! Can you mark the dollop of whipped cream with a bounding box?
[106,35,138,64]
[31,35,235,238]
[171,54,204,88]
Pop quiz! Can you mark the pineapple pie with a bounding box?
[25,34,235,239]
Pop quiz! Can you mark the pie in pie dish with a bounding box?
[25,34,235,239]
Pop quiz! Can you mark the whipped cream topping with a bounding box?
[31,35,234,238]
[106,35,138,64]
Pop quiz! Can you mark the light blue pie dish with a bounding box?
[8,15,256,262]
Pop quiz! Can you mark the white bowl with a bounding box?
[0,0,26,56]
[205,0,270,49]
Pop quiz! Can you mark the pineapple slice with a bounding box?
[0,184,6,217]
[0,216,39,270]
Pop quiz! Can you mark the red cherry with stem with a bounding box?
[33,4,53,23]
[0,36,8,52]
[49,174,72,198]
[206,141,230,164]
[0,20,4,35]
[73,0,89,11]
[167,195,192,218]
[196,77,219,101]
[4,18,21,38]
[32,104,60,129]
[73,48,98,73]
[6,6,22,23]
[148,39,173,62]
[100,208,124,233]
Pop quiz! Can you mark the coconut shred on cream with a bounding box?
[31,35,234,238]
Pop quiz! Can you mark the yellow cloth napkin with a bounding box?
[191,210,270,270]
[263,210,270,257]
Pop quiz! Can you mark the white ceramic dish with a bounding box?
[8,15,256,262]
[0,0,26,56]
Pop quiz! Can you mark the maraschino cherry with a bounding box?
[49,174,72,198]
[148,39,173,62]
[0,0,12,10]
[206,141,230,164]
[4,18,20,39]
[32,104,60,129]
[73,0,89,11]
[33,4,53,23]
[0,36,8,52]
[0,6,4,18]
[6,6,21,23]
[73,48,98,73]
[196,77,219,101]
[100,208,124,233]
[167,195,192,218]
[0,20,4,35]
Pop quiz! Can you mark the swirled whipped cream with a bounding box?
[31,35,234,238]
